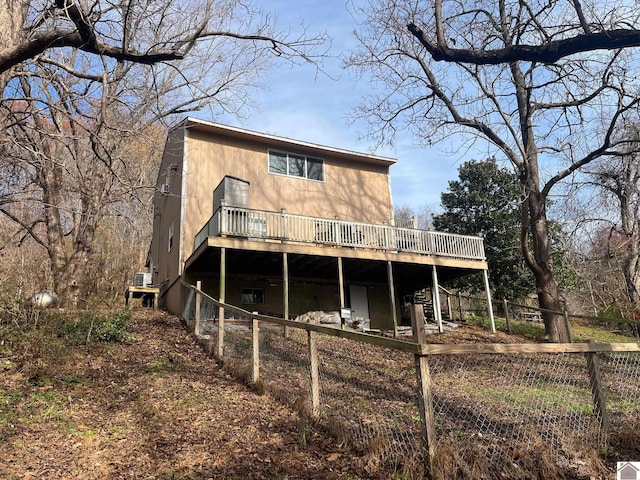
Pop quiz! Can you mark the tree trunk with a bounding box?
[622,240,640,317]
[527,190,572,342]
[510,59,571,343]
[0,0,25,89]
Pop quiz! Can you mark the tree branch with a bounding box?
[0,30,185,74]
[407,23,640,65]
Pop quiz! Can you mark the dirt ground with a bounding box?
[0,310,375,479]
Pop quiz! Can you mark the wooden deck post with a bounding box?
[337,257,345,329]
[218,247,226,359]
[458,291,464,321]
[387,260,398,338]
[410,304,437,471]
[283,252,289,338]
[252,315,260,384]
[431,266,444,333]
[195,280,202,337]
[483,270,496,333]
[586,340,608,431]
[307,330,321,418]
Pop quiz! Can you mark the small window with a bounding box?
[268,150,324,181]
[307,157,324,180]
[168,223,174,252]
[288,154,305,177]
[241,288,264,304]
[268,151,287,175]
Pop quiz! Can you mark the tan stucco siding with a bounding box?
[151,127,186,289]
[181,128,394,263]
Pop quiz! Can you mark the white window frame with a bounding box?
[268,149,324,181]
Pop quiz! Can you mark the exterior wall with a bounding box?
[182,126,393,263]
[163,279,183,315]
[150,126,186,293]
[186,267,395,328]
[151,119,399,317]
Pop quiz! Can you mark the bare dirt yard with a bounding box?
[0,309,373,479]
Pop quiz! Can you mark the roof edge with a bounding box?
[179,117,396,166]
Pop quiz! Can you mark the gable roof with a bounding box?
[174,117,396,168]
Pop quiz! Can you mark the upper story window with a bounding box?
[268,150,324,181]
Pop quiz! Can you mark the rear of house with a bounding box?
[148,118,488,330]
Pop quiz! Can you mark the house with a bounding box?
[148,118,492,331]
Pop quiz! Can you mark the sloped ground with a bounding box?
[0,310,373,479]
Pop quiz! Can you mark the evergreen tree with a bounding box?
[433,158,534,300]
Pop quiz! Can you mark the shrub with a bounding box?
[92,309,132,343]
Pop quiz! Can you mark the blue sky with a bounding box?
[219,0,487,212]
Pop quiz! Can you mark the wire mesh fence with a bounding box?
[181,282,640,479]
[439,289,640,339]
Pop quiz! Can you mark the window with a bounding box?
[241,288,264,304]
[168,223,174,252]
[268,150,324,181]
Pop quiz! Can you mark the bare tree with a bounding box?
[0,0,325,75]
[394,204,433,229]
[349,0,640,341]
[577,142,640,318]
[0,0,327,306]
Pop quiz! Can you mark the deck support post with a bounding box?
[431,266,444,333]
[483,269,496,333]
[283,252,289,337]
[387,261,398,337]
[338,257,345,329]
[195,280,202,337]
[218,247,226,359]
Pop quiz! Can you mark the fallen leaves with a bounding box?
[0,310,372,479]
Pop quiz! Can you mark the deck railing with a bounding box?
[194,205,485,260]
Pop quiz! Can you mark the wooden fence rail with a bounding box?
[181,281,640,478]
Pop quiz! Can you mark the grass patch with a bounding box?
[470,314,639,344]
[476,383,593,414]
[146,356,183,374]
[0,389,22,425]
[467,315,546,340]
[1,387,72,427]
[571,325,637,343]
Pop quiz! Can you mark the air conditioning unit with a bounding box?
[133,272,152,287]
[160,183,170,194]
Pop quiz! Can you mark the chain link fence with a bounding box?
[181,282,640,479]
